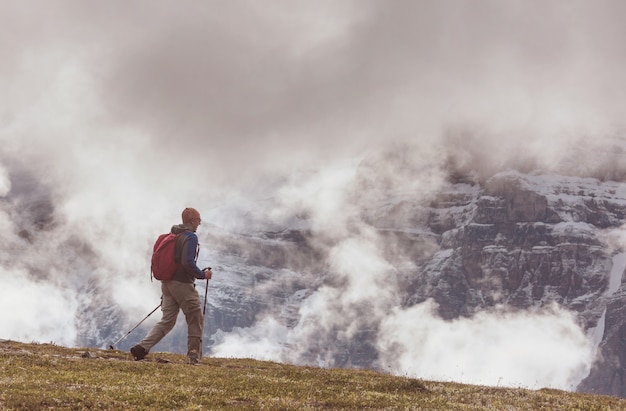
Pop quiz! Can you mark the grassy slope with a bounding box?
[1,340,624,410]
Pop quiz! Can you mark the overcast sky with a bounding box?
[1,0,625,389]
[2,0,626,188]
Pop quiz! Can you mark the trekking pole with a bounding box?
[199,268,211,359]
[203,278,209,316]
[108,303,161,350]
[202,267,211,316]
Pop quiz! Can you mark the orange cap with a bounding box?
[181,207,201,224]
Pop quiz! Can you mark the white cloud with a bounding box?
[0,268,78,345]
[0,164,10,197]
[376,300,594,390]
[211,317,289,362]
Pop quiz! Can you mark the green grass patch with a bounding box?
[0,340,624,410]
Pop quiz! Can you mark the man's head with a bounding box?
[182,207,202,231]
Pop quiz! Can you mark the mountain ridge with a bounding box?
[4,162,626,397]
[189,168,626,396]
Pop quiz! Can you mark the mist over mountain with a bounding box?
[4,139,626,395]
[2,0,626,397]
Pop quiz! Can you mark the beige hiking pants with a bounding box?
[139,281,203,359]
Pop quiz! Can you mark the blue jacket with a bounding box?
[170,224,208,283]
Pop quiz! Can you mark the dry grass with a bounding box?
[0,340,624,410]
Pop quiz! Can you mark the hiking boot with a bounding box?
[130,344,148,361]
[188,349,199,365]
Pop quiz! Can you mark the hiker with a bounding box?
[131,207,212,365]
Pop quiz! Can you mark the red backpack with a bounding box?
[151,233,180,281]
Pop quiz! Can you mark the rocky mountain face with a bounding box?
[22,162,617,396]
[174,169,626,397]
[5,147,626,396]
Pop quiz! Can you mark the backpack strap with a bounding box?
[175,230,200,263]
[174,231,187,264]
